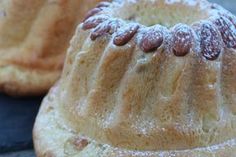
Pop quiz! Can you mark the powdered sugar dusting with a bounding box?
[82,0,236,61]
[90,18,123,40]
[165,0,197,6]
[171,23,193,56]
[138,25,165,52]
[193,20,223,60]
[82,14,110,30]
[86,136,236,156]
[210,16,236,48]
[113,23,140,46]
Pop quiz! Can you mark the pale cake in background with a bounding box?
[0,0,104,96]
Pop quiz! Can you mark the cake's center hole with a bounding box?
[116,1,209,28]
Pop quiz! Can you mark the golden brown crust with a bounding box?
[33,84,236,157]
[56,9,236,153]
[0,0,103,96]
[34,0,236,156]
[0,65,60,96]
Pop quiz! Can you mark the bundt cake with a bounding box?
[34,0,236,156]
[0,0,103,96]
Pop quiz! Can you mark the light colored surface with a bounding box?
[34,0,236,156]
[34,84,236,157]
[0,0,103,96]
[56,0,236,151]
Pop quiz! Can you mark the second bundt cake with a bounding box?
[0,0,104,96]
[34,0,236,156]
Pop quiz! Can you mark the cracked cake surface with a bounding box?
[34,0,236,156]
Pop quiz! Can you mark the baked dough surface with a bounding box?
[34,0,236,156]
[34,84,236,157]
[0,0,102,96]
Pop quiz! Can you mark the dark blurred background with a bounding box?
[0,0,235,157]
